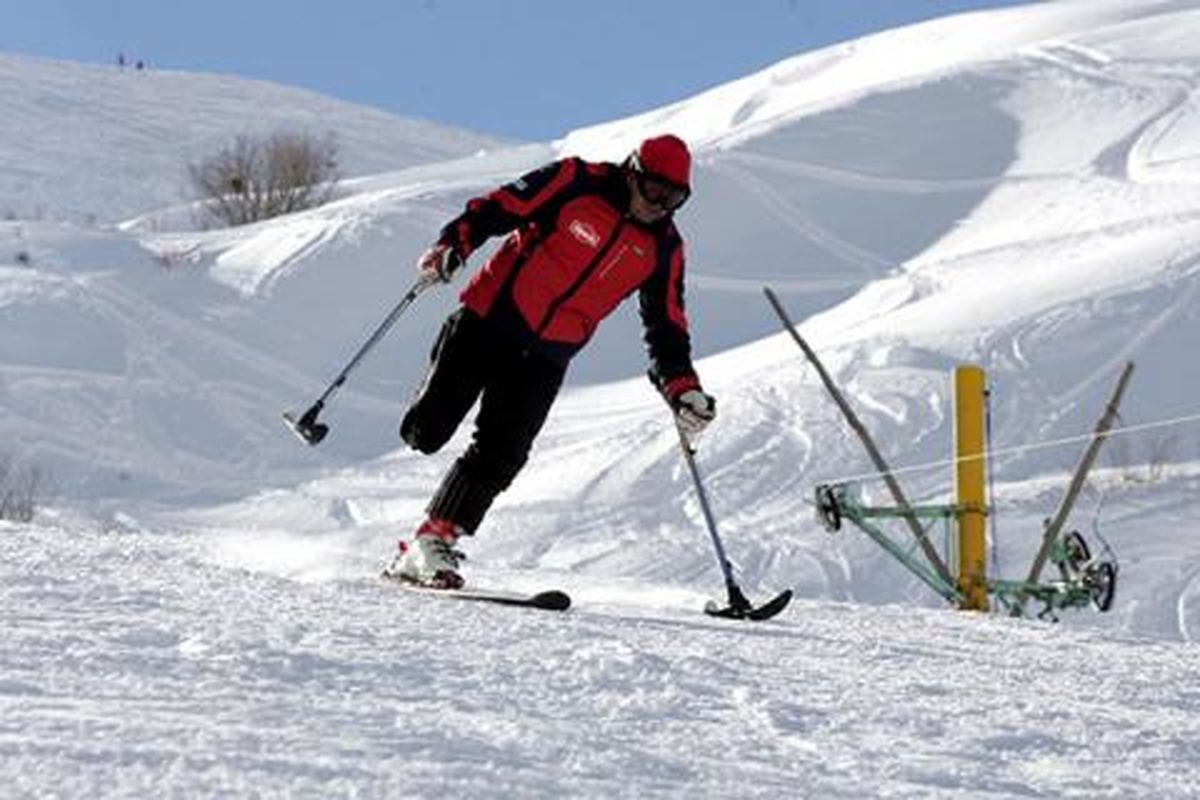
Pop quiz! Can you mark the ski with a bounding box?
[384,578,571,612]
[704,588,794,622]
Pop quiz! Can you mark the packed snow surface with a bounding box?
[5,516,1199,797]
[3,1,1200,796]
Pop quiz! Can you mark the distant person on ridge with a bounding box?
[384,134,715,589]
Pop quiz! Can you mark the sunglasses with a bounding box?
[630,159,690,212]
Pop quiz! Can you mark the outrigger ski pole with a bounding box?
[284,272,440,446]
[673,420,794,621]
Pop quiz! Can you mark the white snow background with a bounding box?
[3,1,1200,796]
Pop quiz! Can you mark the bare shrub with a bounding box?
[0,453,50,523]
[1104,429,1183,484]
[187,130,340,228]
[1101,428,1138,483]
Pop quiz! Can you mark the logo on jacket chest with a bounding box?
[568,219,602,248]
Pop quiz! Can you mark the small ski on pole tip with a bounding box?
[705,588,794,622]
[282,404,328,446]
[671,416,794,623]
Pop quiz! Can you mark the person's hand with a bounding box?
[671,388,716,444]
[416,243,462,283]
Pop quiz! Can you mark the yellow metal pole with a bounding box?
[954,366,990,611]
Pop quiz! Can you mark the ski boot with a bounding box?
[383,517,466,589]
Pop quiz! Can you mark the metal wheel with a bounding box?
[1062,530,1091,574]
[815,485,842,533]
[1087,561,1117,612]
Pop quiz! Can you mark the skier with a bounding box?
[384,134,716,589]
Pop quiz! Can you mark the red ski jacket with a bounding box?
[438,157,699,393]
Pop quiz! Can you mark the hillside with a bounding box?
[0,52,509,224]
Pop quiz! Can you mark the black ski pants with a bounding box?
[400,308,565,534]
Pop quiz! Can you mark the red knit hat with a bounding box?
[634,134,691,189]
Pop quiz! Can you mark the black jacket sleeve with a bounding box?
[437,158,579,258]
[640,227,699,396]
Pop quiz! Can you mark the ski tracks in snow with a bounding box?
[1024,39,1200,185]
[6,252,349,494]
[706,157,893,278]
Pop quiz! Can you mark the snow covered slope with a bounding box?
[0,52,509,223]
[6,0,1200,502]
[5,514,1199,797]
[4,3,1200,794]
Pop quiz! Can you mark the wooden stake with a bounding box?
[1013,361,1134,616]
[764,287,956,590]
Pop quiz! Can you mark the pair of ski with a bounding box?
[379,420,792,622]
[387,578,792,621]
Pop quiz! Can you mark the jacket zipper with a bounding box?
[532,218,627,339]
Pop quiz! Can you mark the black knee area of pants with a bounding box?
[400,410,449,455]
[427,460,501,535]
[398,309,486,455]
